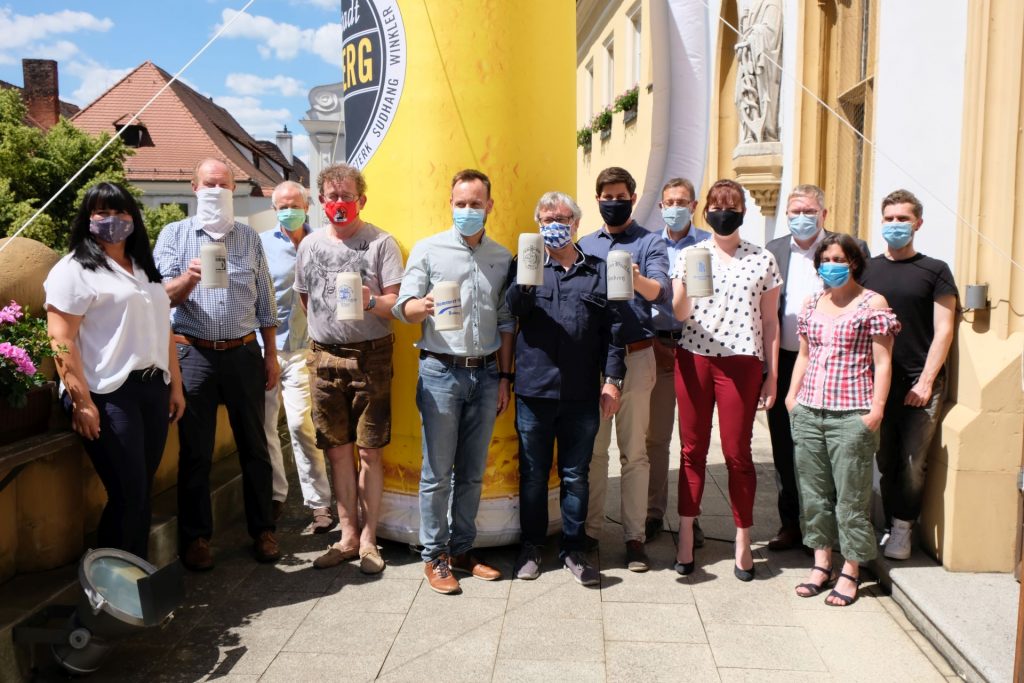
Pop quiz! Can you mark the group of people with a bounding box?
[42,157,956,606]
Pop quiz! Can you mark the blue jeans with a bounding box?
[516,396,599,556]
[416,355,499,562]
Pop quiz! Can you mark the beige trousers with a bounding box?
[586,346,657,542]
[645,337,680,522]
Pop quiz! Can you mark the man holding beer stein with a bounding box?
[507,191,624,586]
[154,158,280,570]
[578,166,671,572]
[293,163,404,575]
[393,169,515,595]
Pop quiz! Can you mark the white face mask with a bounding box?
[196,187,234,237]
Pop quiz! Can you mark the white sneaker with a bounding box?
[883,518,913,560]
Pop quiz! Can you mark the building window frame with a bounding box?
[627,3,642,87]
[603,33,615,108]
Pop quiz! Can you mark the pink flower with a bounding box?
[0,300,22,324]
[0,342,36,376]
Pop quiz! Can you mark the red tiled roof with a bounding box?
[71,61,303,195]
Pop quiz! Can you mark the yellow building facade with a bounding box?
[578,0,1024,572]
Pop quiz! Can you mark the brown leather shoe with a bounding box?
[182,538,214,571]
[424,554,461,594]
[254,530,281,563]
[449,552,502,581]
[767,526,803,552]
[313,542,358,569]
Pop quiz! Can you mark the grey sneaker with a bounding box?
[515,544,542,580]
[563,551,599,586]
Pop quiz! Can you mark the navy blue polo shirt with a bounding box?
[506,249,625,401]
[577,221,670,345]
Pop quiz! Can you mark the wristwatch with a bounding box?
[499,371,516,383]
[604,376,624,390]
[364,295,377,311]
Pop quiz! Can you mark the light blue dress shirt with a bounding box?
[258,225,310,352]
[154,216,276,340]
[651,223,712,331]
[393,227,514,356]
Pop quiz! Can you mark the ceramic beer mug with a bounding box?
[334,272,364,321]
[606,250,634,301]
[432,281,463,331]
[199,242,228,289]
[685,248,714,297]
[517,233,545,286]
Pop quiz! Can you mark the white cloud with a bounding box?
[292,134,311,166]
[226,73,306,97]
[0,9,112,50]
[214,95,291,139]
[65,59,131,106]
[217,10,343,70]
[25,40,80,61]
[297,0,337,10]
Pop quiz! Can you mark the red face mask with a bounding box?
[324,200,359,226]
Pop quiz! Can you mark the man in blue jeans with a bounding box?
[393,169,515,594]
[507,191,624,585]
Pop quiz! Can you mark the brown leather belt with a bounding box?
[420,350,496,368]
[656,330,683,341]
[175,332,257,351]
[311,334,394,354]
[625,338,655,354]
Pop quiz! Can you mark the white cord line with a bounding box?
[707,0,1024,277]
[0,0,258,254]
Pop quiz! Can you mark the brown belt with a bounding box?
[420,350,496,368]
[311,334,394,354]
[175,332,257,351]
[625,338,655,354]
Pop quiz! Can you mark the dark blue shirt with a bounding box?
[577,221,670,344]
[506,250,625,401]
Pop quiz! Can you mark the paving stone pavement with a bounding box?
[61,418,957,682]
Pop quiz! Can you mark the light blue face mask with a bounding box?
[818,262,851,288]
[277,208,306,231]
[882,221,914,249]
[662,206,691,231]
[453,207,486,236]
[788,214,819,241]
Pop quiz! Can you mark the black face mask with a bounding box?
[705,210,744,235]
[599,199,633,227]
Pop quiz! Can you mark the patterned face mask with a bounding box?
[89,215,135,243]
[539,222,572,249]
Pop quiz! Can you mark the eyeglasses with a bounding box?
[788,209,819,217]
[325,194,359,202]
[540,215,574,225]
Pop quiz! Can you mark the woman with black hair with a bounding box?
[44,182,186,559]
[785,232,900,606]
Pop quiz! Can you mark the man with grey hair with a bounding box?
[506,191,623,585]
[765,184,869,551]
[259,180,334,534]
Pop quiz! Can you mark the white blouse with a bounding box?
[672,239,782,360]
[44,253,172,394]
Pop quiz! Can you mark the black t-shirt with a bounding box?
[862,253,958,382]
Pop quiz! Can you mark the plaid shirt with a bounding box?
[795,289,900,410]
[154,216,277,341]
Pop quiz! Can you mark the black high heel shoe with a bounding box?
[734,543,755,582]
[674,556,695,576]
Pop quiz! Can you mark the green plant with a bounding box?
[591,106,613,132]
[0,301,60,407]
[576,127,593,148]
[613,86,640,113]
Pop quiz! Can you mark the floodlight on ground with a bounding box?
[14,548,184,675]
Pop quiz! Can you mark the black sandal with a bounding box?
[795,565,834,598]
[825,572,861,606]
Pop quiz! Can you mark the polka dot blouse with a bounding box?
[671,239,782,360]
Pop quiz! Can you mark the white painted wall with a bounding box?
[869,0,968,267]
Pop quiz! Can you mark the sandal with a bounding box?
[795,565,834,598]
[825,572,861,607]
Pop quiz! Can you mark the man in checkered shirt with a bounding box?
[154,158,281,571]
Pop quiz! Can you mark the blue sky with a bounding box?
[0,1,346,162]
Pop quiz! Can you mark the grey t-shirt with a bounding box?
[293,222,405,344]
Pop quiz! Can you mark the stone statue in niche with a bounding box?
[734,0,783,144]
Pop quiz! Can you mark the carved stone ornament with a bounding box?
[734,0,783,144]
[732,151,783,216]
[305,82,344,121]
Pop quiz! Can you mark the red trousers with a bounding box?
[675,349,763,528]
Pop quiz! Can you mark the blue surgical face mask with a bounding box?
[788,214,819,241]
[453,207,486,236]
[277,208,306,231]
[539,222,573,249]
[882,221,914,249]
[662,206,691,232]
[818,262,851,288]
